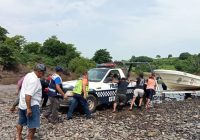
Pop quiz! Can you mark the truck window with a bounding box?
[104,70,120,83]
[88,68,109,82]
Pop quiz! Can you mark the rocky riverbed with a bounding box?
[0,85,200,140]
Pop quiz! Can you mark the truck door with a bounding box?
[94,70,121,103]
[101,70,121,90]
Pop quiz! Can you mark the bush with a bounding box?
[68,57,95,75]
[0,44,18,69]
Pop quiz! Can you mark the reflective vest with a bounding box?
[73,79,89,95]
[48,74,63,97]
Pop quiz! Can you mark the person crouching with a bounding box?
[112,77,129,113]
[67,71,92,120]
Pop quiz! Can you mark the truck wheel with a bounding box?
[87,94,97,113]
[185,93,192,99]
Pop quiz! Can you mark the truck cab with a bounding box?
[88,68,124,90]
[61,64,135,112]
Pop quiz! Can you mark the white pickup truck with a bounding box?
[60,63,136,112]
[60,62,200,112]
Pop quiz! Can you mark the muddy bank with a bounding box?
[0,71,76,85]
[0,85,200,140]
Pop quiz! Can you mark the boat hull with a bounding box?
[154,69,200,90]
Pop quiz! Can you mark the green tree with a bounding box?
[23,42,41,54]
[130,55,136,62]
[4,35,26,51]
[68,57,96,75]
[92,49,112,63]
[60,42,80,62]
[187,55,200,73]
[0,26,8,43]
[179,52,191,60]
[0,44,18,69]
[41,36,64,57]
[135,56,153,62]
[152,57,177,70]
[156,55,161,59]
[168,54,172,58]
[41,36,80,59]
[53,54,79,68]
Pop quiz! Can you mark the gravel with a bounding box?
[0,85,200,140]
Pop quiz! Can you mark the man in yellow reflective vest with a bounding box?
[67,71,92,120]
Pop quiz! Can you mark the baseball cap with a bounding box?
[35,63,46,72]
[55,66,63,72]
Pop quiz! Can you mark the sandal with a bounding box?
[128,108,132,111]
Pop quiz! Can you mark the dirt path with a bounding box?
[0,84,16,98]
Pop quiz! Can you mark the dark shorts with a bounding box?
[18,105,40,129]
[115,94,127,104]
[146,89,155,100]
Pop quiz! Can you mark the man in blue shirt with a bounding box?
[44,66,66,124]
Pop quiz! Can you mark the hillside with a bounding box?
[0,65,76,85]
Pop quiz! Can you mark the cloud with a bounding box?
[0,0,200,60]
[113,0,200,58]
[0,0,108,40]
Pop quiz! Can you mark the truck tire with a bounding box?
[185,93,192,99]
[87,94,97,113]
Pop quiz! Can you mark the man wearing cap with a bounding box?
[16,63,46,140]
[44,66,66,124]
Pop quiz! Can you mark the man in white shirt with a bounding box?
[16,64,46,140]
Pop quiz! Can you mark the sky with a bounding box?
[0,0,200,60]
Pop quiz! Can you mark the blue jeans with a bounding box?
[67,94,91,118]
[18,105,40,128]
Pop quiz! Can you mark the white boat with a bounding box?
[154,69,200,90]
